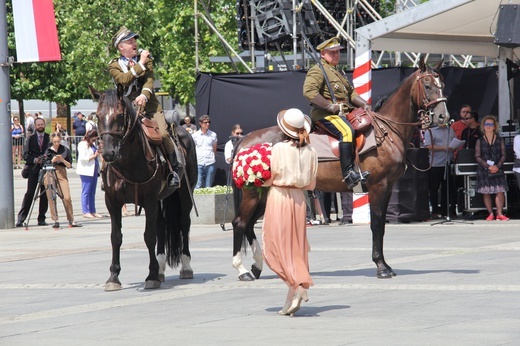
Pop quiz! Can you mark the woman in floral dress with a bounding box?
[475,115,509,221]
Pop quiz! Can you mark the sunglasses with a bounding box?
[202,121,210,124]
[235,132,243,135]
[484,122,495,127]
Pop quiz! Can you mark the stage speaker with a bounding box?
[282,1,321,37]
[494,4,520,48]
[250,0,291,45]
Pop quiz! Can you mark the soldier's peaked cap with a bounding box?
[112,26,139,48]
[317,37,343,51]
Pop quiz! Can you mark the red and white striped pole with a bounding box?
[352,50,372,104]
[351,47,372,224]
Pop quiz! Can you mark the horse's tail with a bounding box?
[161,193,183,267]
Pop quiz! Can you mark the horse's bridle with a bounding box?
[413,70,448,128]
[98,97,139,155]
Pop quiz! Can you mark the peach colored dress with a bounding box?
[262,141,318,289]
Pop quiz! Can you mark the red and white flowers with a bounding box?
[232,142,272,190]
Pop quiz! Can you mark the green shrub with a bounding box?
[193,185,229,195]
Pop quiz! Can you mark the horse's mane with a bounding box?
[100,89,136,119]
[373,69,419,112]
[102,89,119,107]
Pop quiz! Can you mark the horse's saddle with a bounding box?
[139,116,162,146]
[311,112,377,161]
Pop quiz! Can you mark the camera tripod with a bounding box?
[25,164,63,230]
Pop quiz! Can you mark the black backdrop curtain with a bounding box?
[195,66,507,187]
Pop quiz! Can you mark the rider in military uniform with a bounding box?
[109,26,180,188]
[303,37,370,189]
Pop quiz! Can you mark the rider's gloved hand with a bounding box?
[326,103,340,114]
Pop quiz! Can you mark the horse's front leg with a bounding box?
[105,198,124,291]
[232,217,254,281]
[144,205,161,289]
[232,190,265,281]
[370,190,396,279]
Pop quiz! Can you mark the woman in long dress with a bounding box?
[262,108,318,316]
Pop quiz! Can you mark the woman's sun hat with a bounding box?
[277,108,311,144]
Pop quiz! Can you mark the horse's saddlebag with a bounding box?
[140,117,163,146]
[346,108,372,132]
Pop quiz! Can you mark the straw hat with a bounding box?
[277,108,311,144]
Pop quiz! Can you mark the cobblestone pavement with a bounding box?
[1,170,519,345]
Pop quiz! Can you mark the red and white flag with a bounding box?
[353,51,372,104]
[12,0,61,63]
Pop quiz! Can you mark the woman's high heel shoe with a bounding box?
[287,286,308,315]
[278,287,296,316]
[278,300,292,315]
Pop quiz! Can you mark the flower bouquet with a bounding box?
[232,142,272,194]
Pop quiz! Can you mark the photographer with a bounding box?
[44,132,81,228]
[16,118,50,227]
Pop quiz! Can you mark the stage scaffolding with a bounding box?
[194,0,484,73]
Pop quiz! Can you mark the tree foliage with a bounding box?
[7,0,240,108]
[8,0,400,107]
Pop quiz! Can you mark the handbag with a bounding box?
[346,108,372,132]
[21,164,30,179]
[487,169,504,179]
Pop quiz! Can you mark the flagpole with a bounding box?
[0,0,15,229]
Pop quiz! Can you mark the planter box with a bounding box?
[190,193,234,224]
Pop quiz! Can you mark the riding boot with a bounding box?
[166,152,181,188]
[339,142,368,189]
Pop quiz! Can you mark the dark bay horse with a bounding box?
[89,86,197,291]
[232,59,448,280]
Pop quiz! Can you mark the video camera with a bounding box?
[40,152,55,171]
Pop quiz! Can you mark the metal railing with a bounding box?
[11,135,86,168]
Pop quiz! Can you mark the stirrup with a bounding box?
[359,168,370,183]
[342,170,361,189]
[168,172,181,188]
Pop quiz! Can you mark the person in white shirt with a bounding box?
[76,130,103,219]
[192,115,218,188]
[85,113,97,133]
[224,124,243,164]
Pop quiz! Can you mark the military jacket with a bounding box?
[303,59,359,121]
[108,58,162,115]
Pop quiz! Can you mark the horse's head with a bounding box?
[413,57,449,128]
[89,85,135,162]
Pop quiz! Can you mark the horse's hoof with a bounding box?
[159,273,165,282]
[251,265,262,279]
[377,269,393,279]
[144,280,161,289]
[179,270,193,279]
[104,282,122,291]
[238,273,255,281]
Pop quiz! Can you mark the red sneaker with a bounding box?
[496,214,510,221]
[485,214,495,221]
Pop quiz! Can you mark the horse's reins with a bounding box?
[365,70,447,172]
[100,102,161,215]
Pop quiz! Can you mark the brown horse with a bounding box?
[89,86,198,291]
[231,59,448,280]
